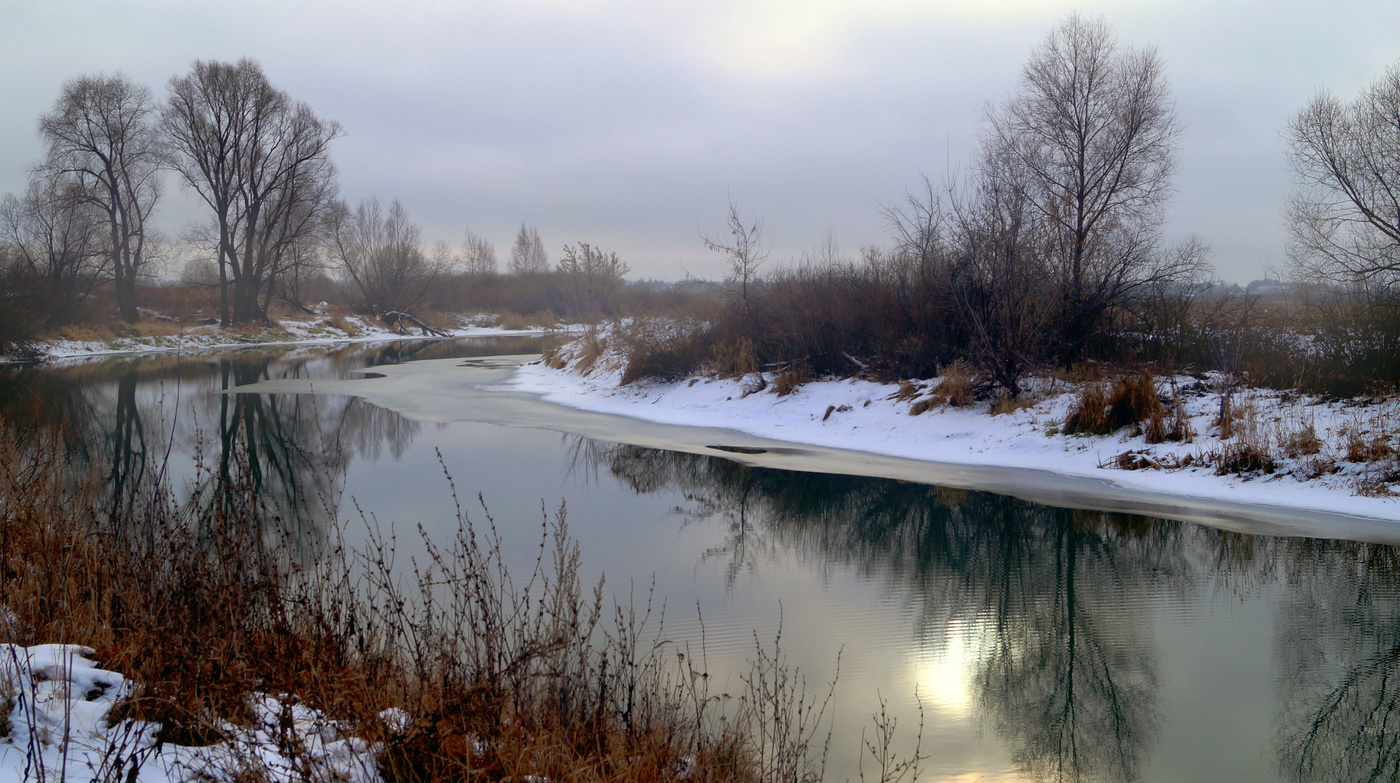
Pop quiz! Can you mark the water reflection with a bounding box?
[0,338,521,547]
[1275,541,1400,783]
[579,442,1176,782]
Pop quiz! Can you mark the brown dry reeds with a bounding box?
[1065,369,1163,436]
[772,364,810,397]
[1063,383,1111,435]
[930,362,973,408]
[710,337,759,379]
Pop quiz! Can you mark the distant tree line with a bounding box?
[0,59,634,347]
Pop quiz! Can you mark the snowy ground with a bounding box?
[506,338,1400,522]
[3,310,566,364]
[0,643,385,782]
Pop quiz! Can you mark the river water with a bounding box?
[2,335,1395,783]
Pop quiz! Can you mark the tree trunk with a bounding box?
[115,275,139,323]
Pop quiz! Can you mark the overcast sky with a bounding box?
[3,0,1399,282]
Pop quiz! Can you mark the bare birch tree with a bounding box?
[462,228,497,276]
[557,242,630,318]
[1286,61,1400,293]
[38,73,162,323]
[508,223,549,275]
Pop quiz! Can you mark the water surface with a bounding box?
[3,336,1395,783]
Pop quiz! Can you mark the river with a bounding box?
[2,335,1394,783]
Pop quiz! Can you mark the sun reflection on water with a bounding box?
[910,620,977,719]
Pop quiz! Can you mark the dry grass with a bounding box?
[495,309,559,331]
[1279,420,1322,458]
[895,363,973,415]
[990,395,1035,416]
[1053,361,1108,385]
[1064,369,1163,436]
[575,329,606,374]
[892,380,923,403]
[710,338,759,379]
[328,315,363,337]
[1211,439,1278,476]
[1145,391,1194,445]
[1202,401,1278,477]
[52,323,111,343]
[929,362,973,408]
[1062,383,1111,435]
[1345,427,1395,463]
[772,364,810,397]
[619,320,713,385]
[0,418,853,782]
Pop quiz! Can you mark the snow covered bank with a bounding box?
[506,340,1400,523]
[4,311,571,364]
[0,644,383,782]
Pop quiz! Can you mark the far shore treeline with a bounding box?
[5,15,1400,398]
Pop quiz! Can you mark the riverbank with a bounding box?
[1,310,567,364]
[506,333,1400,523]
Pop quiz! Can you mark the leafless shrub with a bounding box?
[618,319,713,385]
[734,623,836,783]
[858,692,924,783]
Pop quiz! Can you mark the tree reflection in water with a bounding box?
[0,346,427,556]
[1274,540,1400,783]
[578,441,1175,782]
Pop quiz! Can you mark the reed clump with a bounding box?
[1064,369,1164,436]
[772,363,810,397]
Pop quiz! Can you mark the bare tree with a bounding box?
[0,176,109,326]
[948,168,1056,397]
[556,242,630,319]
[431,239,457,275]
[38,73,162,323]
[327,197,447,314]
[461,228,497,276]
[985,14,1197,360]
[273,233,330,313]
[703,199,770,323]
[1286,61,1400,293]
[163,59,341,325]
[508,223,549,275]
